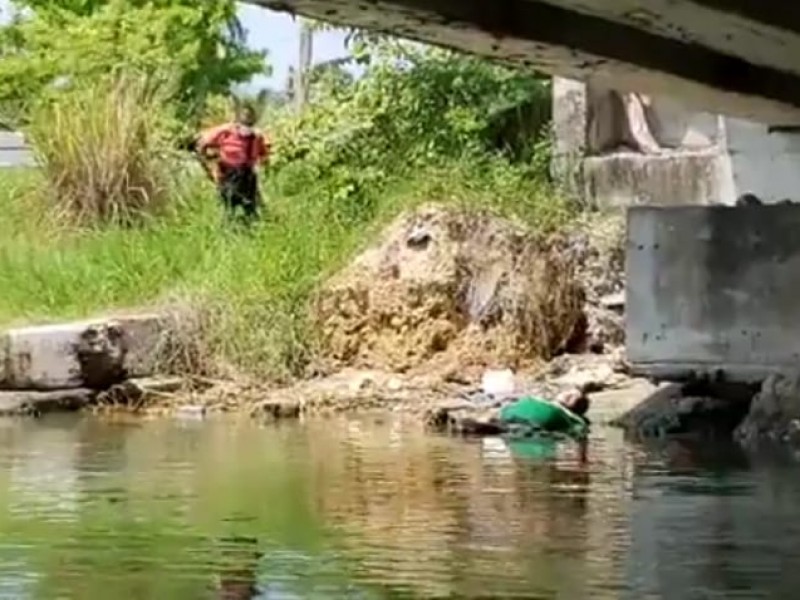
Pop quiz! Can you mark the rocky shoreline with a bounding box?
[3,320,799,453]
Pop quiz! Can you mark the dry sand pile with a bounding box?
[312,204,587,376]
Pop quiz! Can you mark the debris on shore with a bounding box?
[735,372,800,446]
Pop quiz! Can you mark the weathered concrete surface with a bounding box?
[551,78,587,197]
[725,119,800,204]
[0,314,168,390]
[255,0,800,124]
[626,204,800,382]
[0,389,94,416]
[0,131,34,168]
[553,77,800,208]
[582,150,732,208]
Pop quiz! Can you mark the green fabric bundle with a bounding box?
[498,396,589,440]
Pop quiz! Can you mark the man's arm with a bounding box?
[194,125,226,184]
[197,125,226,156]
[254,132,271,165]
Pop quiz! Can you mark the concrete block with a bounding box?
[0,314,168,390]
[582,150,734,208]
[113,313,171,378]
[0,389,95,416]
[626,204,800,382]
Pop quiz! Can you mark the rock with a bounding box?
[1,314,169,390]
[613,380,756,438]
[735,372,800,446]
[554,363,615,393]
[95,376,185,410]
[257,399,303,420]
[600,291,625,310]
[582,304,625,353]
[736,193,763,207]
[347,372,376,393]
[0,389,95,416]
[424,402,505,436]
[132,376,185,394]
[387,377,403,391]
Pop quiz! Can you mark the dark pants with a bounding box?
[218,165,259,223]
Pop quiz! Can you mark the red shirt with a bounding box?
[198,123,270,169]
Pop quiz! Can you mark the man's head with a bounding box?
[235,104,257,128]
[556,389,590,417]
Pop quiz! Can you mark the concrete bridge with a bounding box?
[258,0,800,125]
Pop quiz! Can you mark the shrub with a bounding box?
[25,73,181,225]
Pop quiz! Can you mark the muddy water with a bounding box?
[0,415,797,599]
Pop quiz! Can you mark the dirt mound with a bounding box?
[313,204,585,375]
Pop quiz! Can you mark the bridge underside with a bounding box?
[257,0,800,124]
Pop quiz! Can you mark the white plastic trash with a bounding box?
[481,369,515,396]
[174,405,207,419]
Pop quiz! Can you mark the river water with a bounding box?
[0,414,797,599]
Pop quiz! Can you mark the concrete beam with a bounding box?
[536,0,800,79]
[255,0,800,123]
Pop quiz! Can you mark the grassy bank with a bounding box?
[0,30,574,381]
[0,157,572,381]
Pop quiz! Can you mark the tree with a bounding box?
[0,0,268,127]
[266,34,552,217]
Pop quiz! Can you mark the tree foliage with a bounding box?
[0,0,267,127]
[266,37,552,217]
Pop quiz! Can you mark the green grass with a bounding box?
[0,155,573,381]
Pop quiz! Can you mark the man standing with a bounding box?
[197,104,270,223]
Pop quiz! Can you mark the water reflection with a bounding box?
[215,536,259,600]
[0,415,796,598]
[623,437,800,600]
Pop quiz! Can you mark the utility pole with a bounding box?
[295,20,314,112]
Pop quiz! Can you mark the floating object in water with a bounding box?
[174,405,207,420]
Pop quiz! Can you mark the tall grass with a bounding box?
[25,74,179,226]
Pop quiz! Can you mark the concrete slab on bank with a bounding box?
[0,131,34,168]
[0,389,95,416]
[0,314,169,390]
